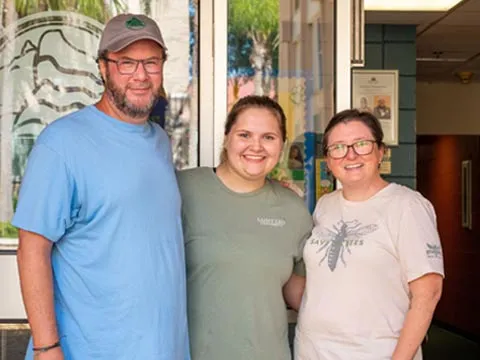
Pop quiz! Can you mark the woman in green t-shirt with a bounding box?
[177,95,313,360]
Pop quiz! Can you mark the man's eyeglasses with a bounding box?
[326,140,377,159]
[102,57,164,75]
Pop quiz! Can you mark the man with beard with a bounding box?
[13,14,190,360]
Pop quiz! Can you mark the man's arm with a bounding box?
[392,273,443,360]
[17,229,63,359]
[282,273,306,311]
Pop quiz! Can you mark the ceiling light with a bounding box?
[455,71,474,84]
[365,0,462,11]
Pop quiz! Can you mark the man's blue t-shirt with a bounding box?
[12,106,190,360]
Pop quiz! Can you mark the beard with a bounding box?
[104,69,160,119]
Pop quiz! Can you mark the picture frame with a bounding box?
[352,69,399,146]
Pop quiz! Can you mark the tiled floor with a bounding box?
[0,329,29,360]
[1,324,478,359]
[423,325,479,360]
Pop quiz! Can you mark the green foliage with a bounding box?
[228,0,278,36]
[14,0,127,23]
[13,194,18,211]
[0,222,19,238]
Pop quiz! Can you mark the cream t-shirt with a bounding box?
[295,183,444,360]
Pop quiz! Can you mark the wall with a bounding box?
[365,25,416,188]
[0,254,25,319]
[417,135,480,340]
[417,82,480,134]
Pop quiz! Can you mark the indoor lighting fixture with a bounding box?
[365,0,463,11]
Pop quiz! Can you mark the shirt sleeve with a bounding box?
[12,143,76,242]
[293,206,314,276]
[395,193,445,282]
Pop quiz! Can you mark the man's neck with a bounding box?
[95,95,149,125]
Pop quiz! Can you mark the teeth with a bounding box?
[244,155,264,160]
[345,164,362,169]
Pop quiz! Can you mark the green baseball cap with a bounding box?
[98,14,167,57]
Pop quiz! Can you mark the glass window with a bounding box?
[227,0,334,210]
[0,0,199,240]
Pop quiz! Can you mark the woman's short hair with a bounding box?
[322,109,385,156]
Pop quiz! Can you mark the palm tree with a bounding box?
[228,0,279,96]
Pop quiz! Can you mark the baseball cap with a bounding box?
[98,14,167,57]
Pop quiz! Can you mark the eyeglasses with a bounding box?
[102,57,164,75]
[326,140,376,159]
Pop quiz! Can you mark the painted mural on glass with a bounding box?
[0,1,197,240]
[0,12,104,238]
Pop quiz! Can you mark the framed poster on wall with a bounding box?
[352,69,399,146]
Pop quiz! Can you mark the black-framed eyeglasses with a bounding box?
[326,140,376,159]
[102,57,164,75]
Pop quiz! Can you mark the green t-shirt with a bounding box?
[177,167,313,360]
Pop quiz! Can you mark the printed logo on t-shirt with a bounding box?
[309,220,378,271]
[257,217,286,227]
[426,243,442,259]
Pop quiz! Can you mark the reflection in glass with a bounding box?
[227,0,334,210]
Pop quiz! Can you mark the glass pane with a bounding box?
[0,0,198,241]
[227,0,335,211]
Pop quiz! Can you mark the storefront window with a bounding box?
[0,0,198,241]
[227,0,335,211]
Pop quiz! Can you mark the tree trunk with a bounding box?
[142,0,152,16]
[39,0,48,12]
[263,56,272,96]
[1,0,15,28]
[103,0,111,20]
[250,33,268,96]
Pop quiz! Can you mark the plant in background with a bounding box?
[0,222,19,238]
[228,0,279,96]
[12,0,126,23]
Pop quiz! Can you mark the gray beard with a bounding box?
[105,73,159,119]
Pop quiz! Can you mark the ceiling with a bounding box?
[366,0,480,82]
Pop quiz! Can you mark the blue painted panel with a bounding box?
[365,43,383,69]
[365,24,383,42]
[388,144,416,177]
[384,25,416,42]
[385,43,416,75]
[363,24,417,185]
[399,76,416,109]
[398,110,416,144]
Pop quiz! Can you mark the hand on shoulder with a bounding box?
[278,180,304,198]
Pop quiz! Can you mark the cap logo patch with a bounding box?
[125,17,146,30]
